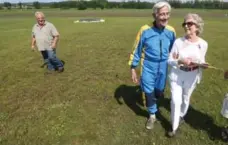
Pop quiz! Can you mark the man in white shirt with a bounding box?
[31,11,64,74]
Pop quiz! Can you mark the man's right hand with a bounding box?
[131,68,139,84]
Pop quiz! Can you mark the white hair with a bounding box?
[152,1,171,14]
[35,11,45,18]
[184,13,204,35]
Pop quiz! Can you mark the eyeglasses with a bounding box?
[182,22,195,27]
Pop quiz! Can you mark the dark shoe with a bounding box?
[221,127,228,142]
[58,67,64,73]
[145,116,156,130]
[168,130,176,138]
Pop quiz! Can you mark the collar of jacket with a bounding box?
[153,21,165,30]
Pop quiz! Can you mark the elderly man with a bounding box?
[31,11,64,74]
[128,1,176,130]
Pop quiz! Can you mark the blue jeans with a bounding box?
[42,49,63,70]
[41,51,48,63]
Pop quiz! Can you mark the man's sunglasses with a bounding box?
[182,22,195,27]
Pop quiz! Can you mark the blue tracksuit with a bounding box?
[129,23,176,114]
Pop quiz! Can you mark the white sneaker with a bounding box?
[145,115,156,130]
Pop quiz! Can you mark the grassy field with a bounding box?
[0,9,228,145]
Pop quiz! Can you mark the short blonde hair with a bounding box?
[152,1,171,15]
[184,13,204,35]
[35,11,45,18]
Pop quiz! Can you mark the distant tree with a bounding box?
[78,2,87,10]
[4,2,11,9]
[18,2,22,9]
[33,1,41,9]
[59,1,70,9]
[50,2,60,8]
[106,2,119,8]
[27,0,228,10]
[137,0,141,9]
[91,0,98,9]
[96,0,107,9]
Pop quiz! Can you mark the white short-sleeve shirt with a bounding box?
[168,36,208,84]
[32,21,59,51]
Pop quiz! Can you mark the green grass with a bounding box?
[0,9,228,145]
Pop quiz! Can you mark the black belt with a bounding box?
[179,66,199,72]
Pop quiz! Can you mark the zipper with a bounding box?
[160,39,162,60]
[156,38,162,79]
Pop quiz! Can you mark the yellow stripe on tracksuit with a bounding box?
[128,25,150,66]
[141,49,146,106]
[166,25,176,37]
[128,25,150,107]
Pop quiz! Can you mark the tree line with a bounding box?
[1,0,228,10]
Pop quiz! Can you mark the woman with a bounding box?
[167,13,208,137]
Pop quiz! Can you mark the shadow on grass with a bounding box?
[185,105,223,141]
[114,84,171,131]
[114,85,148,118]
[156,97,172,132]
[114,86,225,141]
[161,97,224,142]
[40,60,66,69]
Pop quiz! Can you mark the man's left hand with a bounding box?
[31,45,36,51]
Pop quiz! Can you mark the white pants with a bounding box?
[169,69,199,131]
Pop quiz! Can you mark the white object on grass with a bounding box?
[221,93,228,119]
[74,18,105,23]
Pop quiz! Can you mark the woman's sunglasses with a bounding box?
[182,22,195,27]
